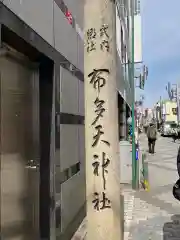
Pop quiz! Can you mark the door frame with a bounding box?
[0,45,40,239]
[0,22,56,239]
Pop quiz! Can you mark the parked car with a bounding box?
[161,122,178,136]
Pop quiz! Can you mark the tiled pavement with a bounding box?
[72,135,180,239]
[125,134,180,240]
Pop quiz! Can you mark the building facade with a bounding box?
[162,100,177,123]
[116,0,133,140]
[0,0,132,239]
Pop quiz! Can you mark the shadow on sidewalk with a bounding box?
[163,214,180,239]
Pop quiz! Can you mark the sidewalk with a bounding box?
[72,134,180,240]
[71,186,136,240]
[124,134,180,240]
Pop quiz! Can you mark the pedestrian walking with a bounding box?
[172,146,180,201]
[172,128,178,142]
[146,123,157,154]
[171,124,180,143]
[177,146,180,177]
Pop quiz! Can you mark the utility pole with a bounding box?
[84,0,122,239]
[130,0,137,189]
[176,83,180,123]
[159,96,162,122]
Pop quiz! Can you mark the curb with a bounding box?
[123,189,135,240]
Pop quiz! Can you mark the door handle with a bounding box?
[25,159,39,169]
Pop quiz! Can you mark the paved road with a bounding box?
[127,135,180,240]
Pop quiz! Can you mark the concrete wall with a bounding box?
[2,0,84,73]
[2,0,54,46]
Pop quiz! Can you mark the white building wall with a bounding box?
[134,15,142,63]
[127,0,142,63]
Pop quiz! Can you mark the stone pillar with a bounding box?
[84,0,122,239]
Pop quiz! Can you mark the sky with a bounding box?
[140,0,180,108]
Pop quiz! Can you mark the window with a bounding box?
[124,45,128,81]
[172,108,177,115]
[59,162,81,184]
[71,162,80,175]
[64,168,70,181]
[137,0,141,14]
[127,16,129,36]
[170,123,177,128]
[134,0,141,15]
[121,27,125,62]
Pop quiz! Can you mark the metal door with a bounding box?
[0,53,39,240]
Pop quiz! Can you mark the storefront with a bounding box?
[0,2,85,240]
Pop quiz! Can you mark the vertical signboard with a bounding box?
[84,0,122,239]
[134,15,142,63]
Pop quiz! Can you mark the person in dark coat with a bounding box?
[146,123,157,154]
[177,146,180,177]
[173,146,180,201]
[172,128,178,142]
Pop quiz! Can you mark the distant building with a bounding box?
[134,0,141,15]
[162,100,177,123]
[144,108,154,125]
